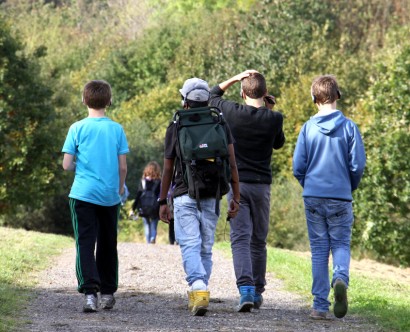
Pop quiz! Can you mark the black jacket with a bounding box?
[209,85,285,184]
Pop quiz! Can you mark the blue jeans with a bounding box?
[173,194,219,287]
[228,183,271,295]
[142,217,159,243]
[304,197,354,312]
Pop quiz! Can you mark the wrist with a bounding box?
[157,198,168,206]
[232,198,240,205]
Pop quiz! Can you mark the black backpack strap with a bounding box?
[214,157,222,215]
[190,160,202,212]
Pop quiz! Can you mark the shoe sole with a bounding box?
[83,306,97,313]
[334,281,348,318]
[253,301,263,309]
[101,304,115,310]
[237,301,254,312]
[192,306,208,316]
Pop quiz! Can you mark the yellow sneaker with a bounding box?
[191,290,210,316]
[187,290,195,311]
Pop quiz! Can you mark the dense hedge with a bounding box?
[1,0,408,265]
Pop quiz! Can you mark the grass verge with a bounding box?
[215,242,410,332]
[0,227,72,332]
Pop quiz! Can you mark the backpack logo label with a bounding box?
[199,143,208,148]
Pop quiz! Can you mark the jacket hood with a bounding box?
[311,110,346,135]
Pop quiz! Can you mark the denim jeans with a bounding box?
[304,197,354,312]
[142,217,159,243]
[173,194,219,287]
[228,183,271,295]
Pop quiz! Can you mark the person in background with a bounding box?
[62,79,129,312]
[293,74,366,320]
[131,161,161,244]
[209,70,285,312]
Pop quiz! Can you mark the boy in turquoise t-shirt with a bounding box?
[62,80,129,312]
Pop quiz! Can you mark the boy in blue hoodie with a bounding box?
[293,75,366,320]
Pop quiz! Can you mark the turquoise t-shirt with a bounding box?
[62,117,129,206]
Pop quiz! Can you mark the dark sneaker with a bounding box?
[101,294,116,310]
[309,309,330,320]
[237,286,254,312]
[333,279,348,318]
[254,294,263,309]
[83,294,98,312]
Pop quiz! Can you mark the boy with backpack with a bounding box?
[158,78,240,316]
[62,80,129,312]
[293,75,366,319]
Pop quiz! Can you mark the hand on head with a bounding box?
[235,69,259,82]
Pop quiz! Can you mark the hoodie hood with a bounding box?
[311,110,346,135]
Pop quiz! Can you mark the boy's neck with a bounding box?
[316,102,337,112]
[87,108,106,118]
[244,96,265,108]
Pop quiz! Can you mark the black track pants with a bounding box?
[69,198,119,294]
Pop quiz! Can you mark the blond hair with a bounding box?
[142,161,161,180]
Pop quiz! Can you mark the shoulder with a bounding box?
[267,108,284,119]
[106,118,125,130]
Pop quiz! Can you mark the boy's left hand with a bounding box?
[159,205,171,224]
[227,199,240,219]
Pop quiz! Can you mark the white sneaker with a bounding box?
[191,280,207,291]
[83,294,98,312]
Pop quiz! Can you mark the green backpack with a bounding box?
[173,106,231,214]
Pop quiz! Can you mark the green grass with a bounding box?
[0,227,72,332]
[215,242,410,332]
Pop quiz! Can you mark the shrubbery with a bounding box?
[1,0,409,265]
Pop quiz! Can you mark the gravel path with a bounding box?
[22,243,382,332]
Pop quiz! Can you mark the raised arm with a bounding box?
[218,70,258,92]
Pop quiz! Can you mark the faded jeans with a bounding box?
[304,197,354,312]
[173,194,219,287]
[142,217,159,243]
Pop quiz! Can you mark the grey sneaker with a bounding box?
[101,294,116,310]
[83,294,98,312]
[333,279,348,318]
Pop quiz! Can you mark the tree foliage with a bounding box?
[0,18,57,214]
[1,0,409,265]
[355,33,410,265]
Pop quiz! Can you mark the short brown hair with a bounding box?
[142,161,162,180]
[311,75,340,104]
[82,80,112,109]
[241,72,267,99]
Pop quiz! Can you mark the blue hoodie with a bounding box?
[292,110,366,201]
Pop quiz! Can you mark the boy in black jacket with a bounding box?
[209,70,285,312]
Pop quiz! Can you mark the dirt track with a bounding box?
[21,243,383,332]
